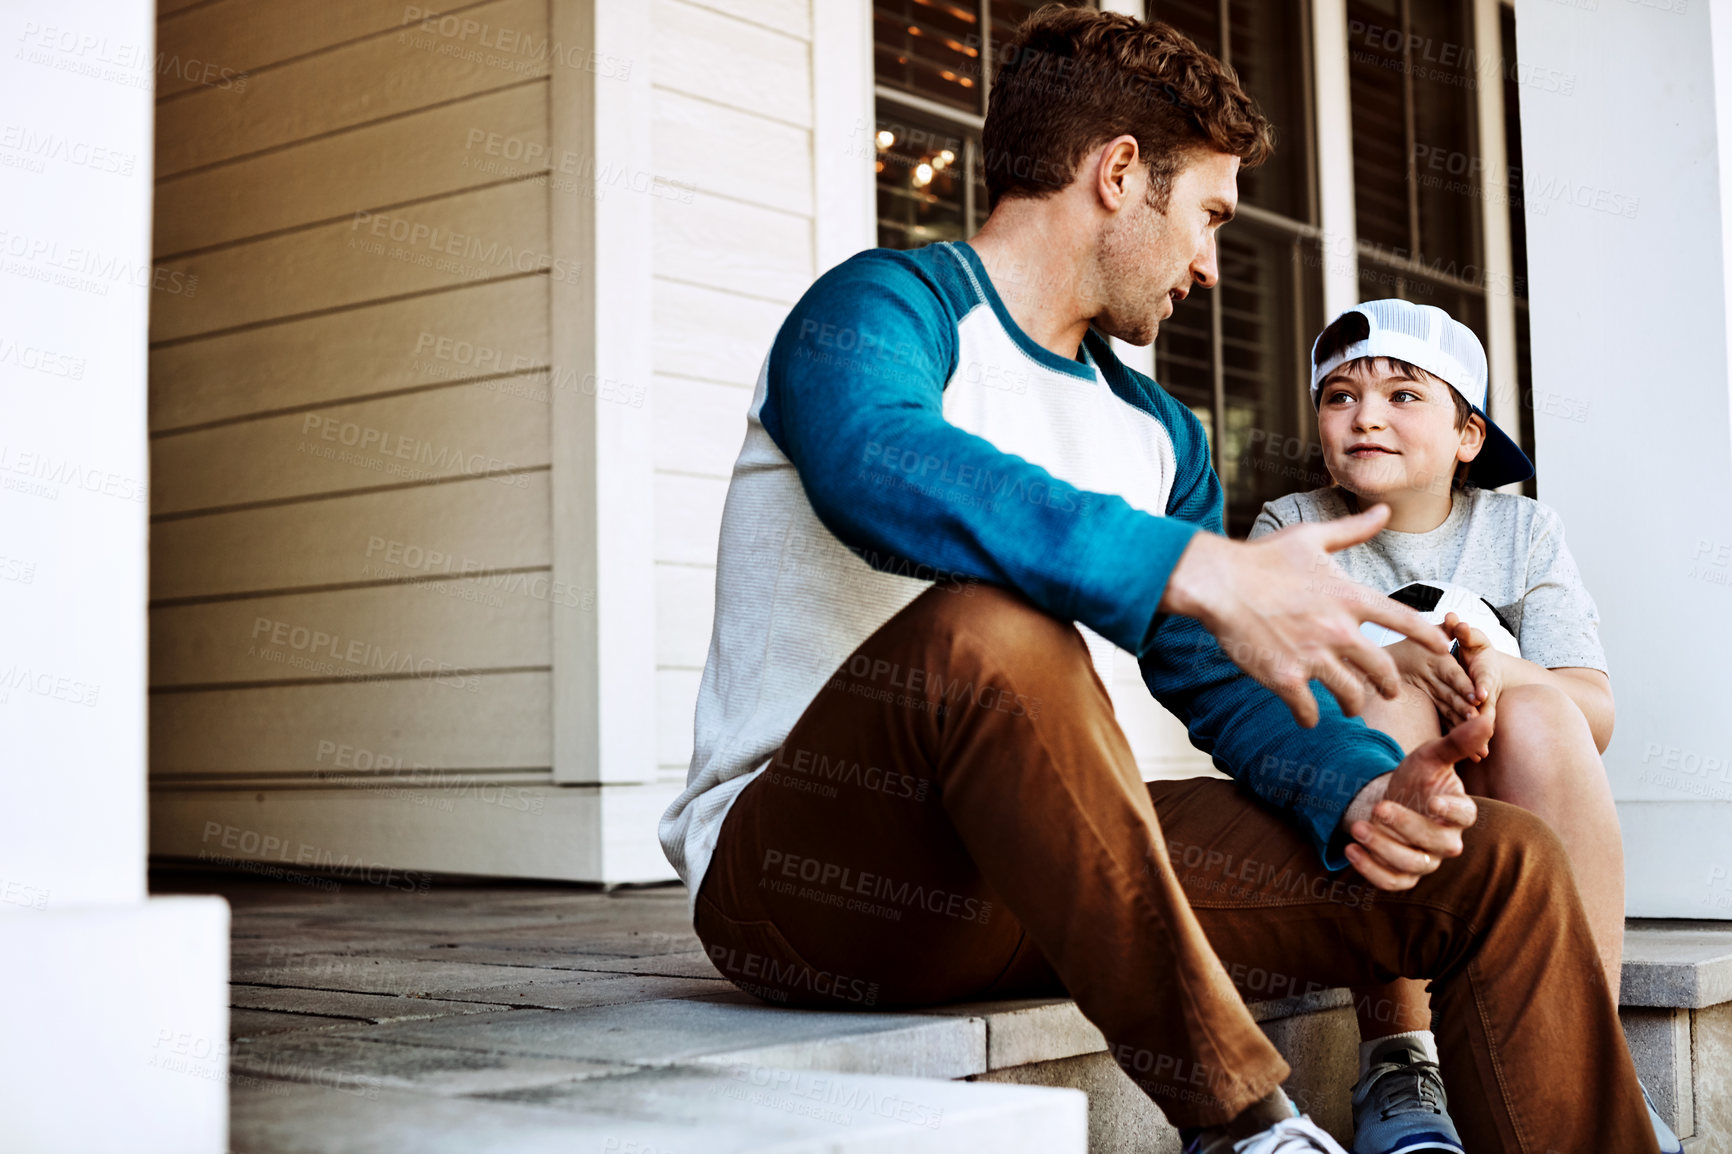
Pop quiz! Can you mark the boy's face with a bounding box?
[1316,359,1486,502]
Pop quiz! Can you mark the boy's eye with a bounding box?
[1390,389,1421,403]
[1323,391,1353,405]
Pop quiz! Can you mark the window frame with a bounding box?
[868,0,1533,526]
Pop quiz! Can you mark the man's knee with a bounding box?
[906,583,1086,669]
[1457,798,1570,886]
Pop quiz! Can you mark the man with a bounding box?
[660,8,1656,1152]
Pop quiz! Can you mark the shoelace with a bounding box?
[1360,1055,1448,1120]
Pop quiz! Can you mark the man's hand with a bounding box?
[1162,506,1449,727]
[1445,613,1502,759]
[1341,714,1488,891]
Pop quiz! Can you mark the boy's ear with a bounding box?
[1457,413,1487,464]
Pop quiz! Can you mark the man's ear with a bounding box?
[1094,134,1141,211]
[1457,413,1487,464]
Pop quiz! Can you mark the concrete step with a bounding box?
[201,876,1732,1153]
[231,1066,1088,1153]
[955,990,1357,1154]
[1620,920,1732,1151]
[954,922,1732,1154]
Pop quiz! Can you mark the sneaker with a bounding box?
[1641,1079,1683,1154]
[1183,1116,1351,1154]
[1349,1037,1464,1154]
[1235,1117,1353,1153]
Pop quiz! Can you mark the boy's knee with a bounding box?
[1361,681,1443,749]
[1497,682,1577,727]
[1493,684,1595,759]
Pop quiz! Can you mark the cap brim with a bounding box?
[1465,408,1534,489]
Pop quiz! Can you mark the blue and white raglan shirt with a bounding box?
[659,241,1405,915]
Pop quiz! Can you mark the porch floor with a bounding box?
[151,869,1732,1153]
[152,868,1096,1153]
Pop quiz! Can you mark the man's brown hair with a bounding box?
[982,6,1274,212]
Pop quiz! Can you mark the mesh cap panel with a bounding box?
[1310,298,1488,409]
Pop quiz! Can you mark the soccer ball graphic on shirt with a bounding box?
[1359,580,1521,658]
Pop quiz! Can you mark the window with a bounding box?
[873,0,1323,536]
[1147,0,1323,535]
[871,0,1533,532]
[1347,0,1536,485]
[873,0,1091,250]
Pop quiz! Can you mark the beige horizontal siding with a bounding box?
[148,0,568,831]
[150,277,549,432]
[156,0,549,176]
[152,473,551,601]
[151,578,553,689]
[151,671,551,776]
[152,178,550,341]
[155,0,430,100]
[156,81,548,256]
[152,376,553,515]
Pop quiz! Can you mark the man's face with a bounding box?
[1094,149,1238,346]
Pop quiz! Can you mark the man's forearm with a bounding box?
[1159,527,1232,624]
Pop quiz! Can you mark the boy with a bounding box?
[1250,298,1679,1154]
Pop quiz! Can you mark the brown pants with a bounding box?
[695,586,1655,1152]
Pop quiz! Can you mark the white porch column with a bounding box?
[1514,0,1732,917]
[0,0,229,1148]
[1473,0,1525,460]
[1312,0,1361,320]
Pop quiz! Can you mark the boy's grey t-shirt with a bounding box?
[1249,486,1607,673]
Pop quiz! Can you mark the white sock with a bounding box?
[1359,1029,1438,1078]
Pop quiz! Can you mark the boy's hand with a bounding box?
[1163,505,1448,727]
[1342,714,1487,891]
[1388,629,1480,726]
[1445,613,1503,759]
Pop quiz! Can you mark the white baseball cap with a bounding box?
[1310,298,1534,490]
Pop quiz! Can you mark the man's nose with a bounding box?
[1191,236,1219,289]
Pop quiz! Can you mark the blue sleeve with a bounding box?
[1134,395,1403,868]
[762,253,1199,655]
